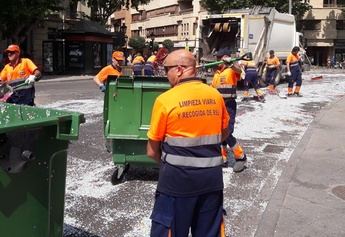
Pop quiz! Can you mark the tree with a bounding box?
[162,39,174,52]
[80,0,151,25]
[153,42,159,51]
[128,36,146,52]
[0,0,62,43]
[200,0,312,19]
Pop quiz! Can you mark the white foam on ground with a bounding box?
[40,99,103,115]
[65,158,121,199]
[62,71,345,237]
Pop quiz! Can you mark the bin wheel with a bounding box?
[111,164,129,185]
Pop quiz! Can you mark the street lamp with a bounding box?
[185,38,189,51]
[148,32,155,53]
[120,23,127,35]
[119,23,128,65]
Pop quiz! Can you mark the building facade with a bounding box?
[302,0,345,66]
[118,0,204,57]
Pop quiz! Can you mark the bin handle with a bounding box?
[112,79,119,100]
[56,114,85,140]
[104,120,110,138]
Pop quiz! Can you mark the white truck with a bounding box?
[199,6,309,84]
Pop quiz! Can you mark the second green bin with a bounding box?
[103,76,170,183]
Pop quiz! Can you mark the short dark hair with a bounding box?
[269,50,274,54]
[292,46,300,53]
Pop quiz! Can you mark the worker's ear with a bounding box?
[176,65,184,77]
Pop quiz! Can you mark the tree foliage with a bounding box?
[128,36,146,51]
[0,0,152,42]
[162,39,174,52]
[0,0,62,42]
[81,0,151,25]
[200,0,312,19]
[153,42,159,51]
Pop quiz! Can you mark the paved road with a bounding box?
[34,71,345,237]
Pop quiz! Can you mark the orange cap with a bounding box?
[112,51,124,61]
[5,44,20,53]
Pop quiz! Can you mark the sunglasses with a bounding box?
[7,51,16,55]
[164,65,190,73]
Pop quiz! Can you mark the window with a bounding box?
[323,0,344,7]
[338,0,345,7]
[303,20,321,30]
[336,20,345,30]
[323,0,335,7]
[193,23,197,35]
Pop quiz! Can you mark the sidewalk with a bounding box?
[40,74,93,82]
[256,96,345,237]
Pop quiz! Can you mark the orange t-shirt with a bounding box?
[286,53,300,64]
[146,55,156,63]
[132,56,145,64]
[241,60,256,68]
[96,65,122,82]
[211,67,240,88]
[266,56,280,68]
[147,81,229,142]
[0,58,38,82]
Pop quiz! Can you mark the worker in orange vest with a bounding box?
[93,51,124,92]
[132,52,145,76]
[265,50,280,94]
[144,51,157,76]
[286,46,303,96]
[240,52,265,101]
[147,49,229,237]
[211,48,247,172]
[0,44,41,105]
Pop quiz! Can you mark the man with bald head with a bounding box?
[147,49,230,236]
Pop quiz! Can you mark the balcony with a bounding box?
[180,8,193,14]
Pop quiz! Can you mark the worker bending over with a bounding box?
[132,52,145,76]
[144,51,157,76]
[240,52,265,101]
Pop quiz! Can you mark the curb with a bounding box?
[39,76,94,83]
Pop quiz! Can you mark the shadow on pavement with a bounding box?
[64,224,102,237]
[123,166,159,182]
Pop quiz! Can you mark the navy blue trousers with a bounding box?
[133,64,143,75]
[266,68,277,85]
[150,191,224,237]
[288,66,302,88]
[144,63,154,76]
[222,99,237,148]
[244,70,259,90]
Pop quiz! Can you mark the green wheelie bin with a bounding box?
[0,103,84,237]
[103,75,170,184]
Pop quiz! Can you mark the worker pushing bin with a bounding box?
[103,75,171,184]
[0,103,84,237]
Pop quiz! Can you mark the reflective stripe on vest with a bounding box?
[162,133,223,168]
[215,85,237,99]
[245,68,256,72]
[165,134,222,146]
[289,62,299,67]
[162,152,223,168]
